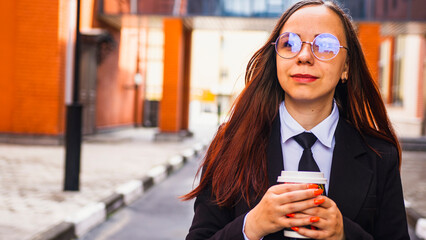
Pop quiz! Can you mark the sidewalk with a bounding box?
[0,115,425,240]
[400,150,426,239]
[0,113,218,240]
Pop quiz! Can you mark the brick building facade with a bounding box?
[0,0,424,144]
[0,0,148,144]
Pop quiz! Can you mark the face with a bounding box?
[276,5,349,106]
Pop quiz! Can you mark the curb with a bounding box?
[31,142,207,240]
[400,137,426,152]
[406,202,426,239]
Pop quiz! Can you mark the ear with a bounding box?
[341,62,349,82]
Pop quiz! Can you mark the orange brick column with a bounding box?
[157,18,191,139]
[0,0,16,132]
[0,0,67,144]
[357,23,381,83]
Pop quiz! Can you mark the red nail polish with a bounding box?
[291,227,299,232]
[311,226,318,230]
[307,183,319,189]
[314,197,325,205]
[286,213,295,218]
[310,216,320,223]
[313,189,323,196]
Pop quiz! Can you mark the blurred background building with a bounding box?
[0,0,425,144]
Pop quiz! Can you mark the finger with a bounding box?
[316,196,334,208]
[281,195,326,214]
[313,196,326,206]
[270,183,319,194]
[303,196,329,216]
[309,217,328,230]
[295,226,325,240]
[278,215,313,228]
[275,188,323,205]
[293,195,327,211]
[288,213,322,226]
[299,204,325,216]
[286,212,311,219]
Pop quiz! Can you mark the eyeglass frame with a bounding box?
[271,32,349,61]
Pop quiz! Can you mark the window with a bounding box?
[379,39,392,103]
[391,36,405,106]
[378,35,404,106]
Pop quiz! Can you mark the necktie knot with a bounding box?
[293,132,317,150]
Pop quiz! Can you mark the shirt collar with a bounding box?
[279,100,339,148]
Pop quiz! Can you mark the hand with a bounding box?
[294,196,345,240]
[244,183,324,240]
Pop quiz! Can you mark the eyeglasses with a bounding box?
[271,32,348,61]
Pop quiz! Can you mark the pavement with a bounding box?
[0,111,425,240]
[400,150,426,239]
[0,111,218,240]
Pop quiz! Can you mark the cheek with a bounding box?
[334,57,348,76]
[276,59,289,79]
[327,73,342,87]
[276,62,288,90]
[327,62,346,83]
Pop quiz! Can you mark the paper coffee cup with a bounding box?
[277,171,327,239]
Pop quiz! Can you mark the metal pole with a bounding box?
[64,0,83,191]
[134,16,141,128]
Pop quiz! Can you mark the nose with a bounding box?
[297,42,314,64]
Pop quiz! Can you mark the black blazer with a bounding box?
[186,116,409,240]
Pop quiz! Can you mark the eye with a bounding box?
[279,33,301,52]
[314,34,340,54]
[282,39,293,48]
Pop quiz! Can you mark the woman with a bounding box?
[182,0,409,239]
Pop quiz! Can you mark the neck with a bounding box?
[284,98,334,131]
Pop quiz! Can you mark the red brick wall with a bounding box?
[0,0,144,136]
[92,1,146,130]
[0,0,16,131]
[95,28,139,129]
[0,0,66,135]
[357,23,381,83]
[103,0,130,14]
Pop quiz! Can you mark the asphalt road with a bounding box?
[79,155,421,240]
[79,157,200,240]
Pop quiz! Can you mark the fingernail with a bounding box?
[311,226,318,230]
[310,216,320,223]
[286,213,295,218]
[291,227,299,232]
[314,189,323,196]
[307,183,319,189]
[314,197,325,205]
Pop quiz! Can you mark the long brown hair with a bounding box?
[182,0,400,207]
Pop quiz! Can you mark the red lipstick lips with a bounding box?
[291,74,318,83]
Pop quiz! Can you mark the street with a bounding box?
[78,152,421,240]
[78,155,201,240]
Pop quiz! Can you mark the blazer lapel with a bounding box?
[328,119,374,220]
[267,115,284,187]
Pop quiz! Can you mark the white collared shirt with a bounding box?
[279,100,339,192]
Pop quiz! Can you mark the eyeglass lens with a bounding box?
[275,32,342,60]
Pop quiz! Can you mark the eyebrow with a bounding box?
[283,32,321,38]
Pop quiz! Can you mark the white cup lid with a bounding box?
[277,171,327,184]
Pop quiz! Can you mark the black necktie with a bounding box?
[293,132,320,172]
